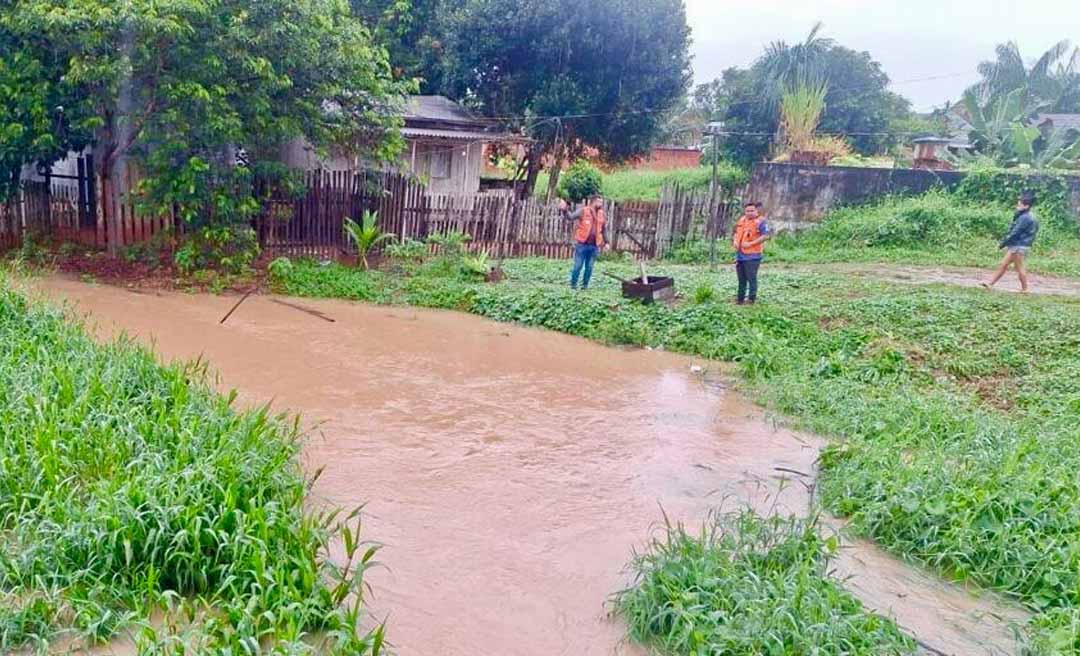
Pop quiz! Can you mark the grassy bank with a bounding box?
[768,190,1080,278]
[615,511,914,655]
[536,164,747,202]
[0,280,383,653]
[271,252,1080,650]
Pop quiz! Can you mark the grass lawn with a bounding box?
[0,277,383,653]
[767,189,1080,279]
[536,164,748,202]
[269,240,1080,651]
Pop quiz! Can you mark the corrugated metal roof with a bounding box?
[1036,114,1080,131]
[401,127,525,142]
[405,96,482,123]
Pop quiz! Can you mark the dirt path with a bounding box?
[797,262,1080,297]
[30,276,1028,655]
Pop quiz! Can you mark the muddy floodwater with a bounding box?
[32,277,1028,655]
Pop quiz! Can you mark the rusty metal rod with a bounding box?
[219,290,254,325]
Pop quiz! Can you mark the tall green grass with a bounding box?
[768,190,1080,278]
[0,281,384,653]
[615,510,915,655]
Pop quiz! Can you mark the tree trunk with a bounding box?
[105,17,137,254]
[518,142,545,201]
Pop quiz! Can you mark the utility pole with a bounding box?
[706,121,725,270]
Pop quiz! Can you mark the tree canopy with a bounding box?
[1,0,411,248]
[959,41,1080,170]
[428,0,692,192]
[699,25,912,165]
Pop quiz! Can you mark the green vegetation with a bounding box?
[615,511,915,655]
[344,211,395,270]
[0,280,384,653]
[769,192,1080,278]
[271,231,1080,649]
[556,160,603,202]
[759,173,1080,278]
[537,164,748,202]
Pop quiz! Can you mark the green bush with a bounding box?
[557,160,603,203]
[615,510,915,655]
[173,224,259,275]
[267,256,294,284]
[955,168,1078,232]
[804,190,1002,249]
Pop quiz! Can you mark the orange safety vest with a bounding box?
[574,205,606,247]
[733,214,766,256]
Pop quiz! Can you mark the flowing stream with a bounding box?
[32,276,1028,655]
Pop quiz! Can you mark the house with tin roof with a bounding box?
[282,95,524,194]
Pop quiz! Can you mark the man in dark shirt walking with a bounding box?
[982,191,1039,293]
[558,195,606,290]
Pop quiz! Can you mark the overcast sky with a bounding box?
[686,0,1080,112]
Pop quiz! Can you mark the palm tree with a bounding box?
[972,40,1080,112]
[343,211,395,270]
[756,22,835,109]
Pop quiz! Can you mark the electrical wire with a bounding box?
[474,69,975,125]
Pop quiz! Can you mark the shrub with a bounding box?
[267,256,294,285]
[798,191,1003,249]
[615,510,915,655]
[692,282,716,304]
[385,238,427,263]
[558,160,603,203]
[174,224,259,275]
[344,211,395,270]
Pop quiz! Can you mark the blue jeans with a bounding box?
[570,243,599,289]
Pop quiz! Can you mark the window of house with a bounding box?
[430,148,452,179]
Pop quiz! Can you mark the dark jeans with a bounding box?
[570,243,599,289]
[736,258,761,302]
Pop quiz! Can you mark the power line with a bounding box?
[477,70,974,125]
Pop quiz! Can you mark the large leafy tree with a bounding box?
[0,23,96,201]
[2,0,410,251]
[350,0,443,86]
[431,0,692,195]
[718,24,911,165]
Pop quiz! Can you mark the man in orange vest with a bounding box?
[732,201,771,304]
[558,195,606,290]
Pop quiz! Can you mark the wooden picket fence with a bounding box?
[3,165,746,261]
[256,170,746,260]
[1,155,177,252]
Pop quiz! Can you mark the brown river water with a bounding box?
[29,277,1028,655]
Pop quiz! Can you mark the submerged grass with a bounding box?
[0,279,384,653]
[615,510,915,655]
[274,254,1080,650]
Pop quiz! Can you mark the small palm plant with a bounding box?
[343,210,395,270]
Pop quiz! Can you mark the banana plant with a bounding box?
[343,211,395,270]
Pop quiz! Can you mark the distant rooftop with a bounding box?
[1035,113,1080,131]
[405,96,483,125]
[402,95,526,142]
